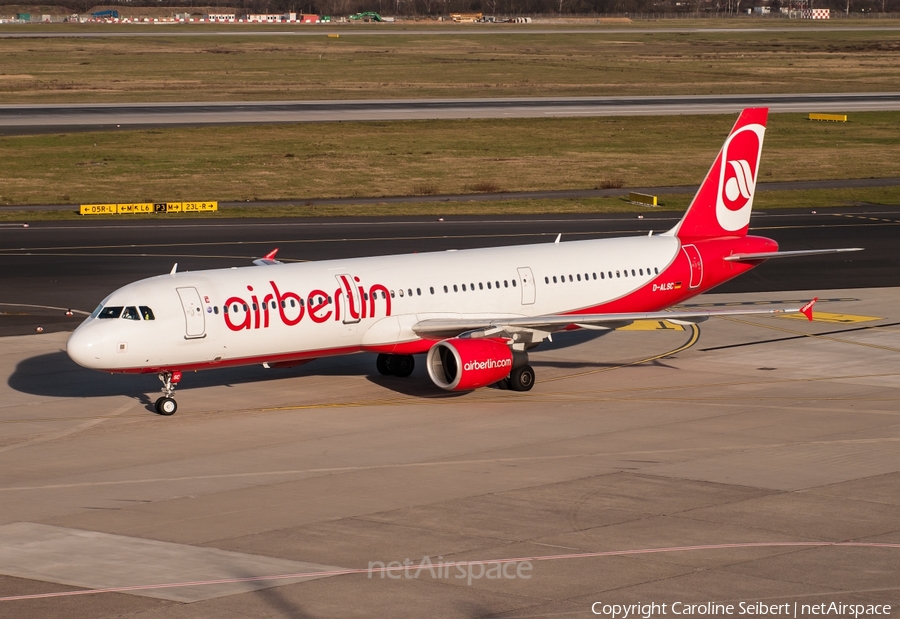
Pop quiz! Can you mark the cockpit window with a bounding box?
[139,306,155,321]
[97,306,123,319]
[122,306,140,320]
[90,304,103,319]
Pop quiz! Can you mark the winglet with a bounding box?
[253,248,283,266]
[799,297,817,322]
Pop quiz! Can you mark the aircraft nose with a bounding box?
[66,326,103,369]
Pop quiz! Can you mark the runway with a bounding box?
[0,204,894,336]
[1,204,899,616]
[3,93,899,133]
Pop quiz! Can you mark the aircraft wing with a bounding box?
[412,299,817,340]
[724,248,862,262]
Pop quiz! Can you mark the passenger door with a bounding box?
[335,274,362,324]
[681,244,704,289]
[176,287,206,339]
[517,267,536,305]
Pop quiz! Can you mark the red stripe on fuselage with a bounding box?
[566,235,777,316]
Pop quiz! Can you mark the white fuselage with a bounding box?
[67,235,682,373]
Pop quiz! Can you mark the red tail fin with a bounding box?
[668,108,768,241]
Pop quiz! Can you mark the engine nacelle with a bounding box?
[426,338,513,391]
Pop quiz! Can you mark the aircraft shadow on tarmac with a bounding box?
[8,351,376,401]
[7,329,667,408]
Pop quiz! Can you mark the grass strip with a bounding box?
[1,27,900,103]
[2,112,899,207]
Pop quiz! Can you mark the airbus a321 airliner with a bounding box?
[67,108,858,415]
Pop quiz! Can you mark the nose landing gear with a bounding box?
[155,370,182,416]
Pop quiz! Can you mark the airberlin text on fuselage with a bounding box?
[223,277,391,331]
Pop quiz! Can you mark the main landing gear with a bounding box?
[155,370,182,416]
[506,364,535,392]
[376,353,415,378]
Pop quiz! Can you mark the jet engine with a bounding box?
[426,338,513,391]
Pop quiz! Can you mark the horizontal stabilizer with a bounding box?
[724,248,863,262]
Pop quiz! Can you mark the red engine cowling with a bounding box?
[426,338,513,391]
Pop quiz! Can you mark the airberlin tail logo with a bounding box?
[725,159,754,204]
[715,123,765,232]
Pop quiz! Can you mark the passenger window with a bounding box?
[453,285,458,292]
[616,271,620,278]
[495,281,500,288]
[390,291,395,298]
[408,289,413,296]
[430,287,435,294]
[553,276,557,283]
[640,268,644,276]
[462,284,466,292]
[97,306,123,319]
[593,273,597,280]
[252,303,258,311]
[444,285,449,293]
[243,304,248,311]
[569,275,573,282]
[577,274,582,281]
[585,273,589,280]
[632,269,636,276]
[416,288,421,296]
[487,282,492,289]
[560,275,565,283]
[139,306,155,320]
[600,272,605,279]
[655,267,659,274]
[122,306,140,320]
[512,280,517,287]
[470,283,475,290]
[624,271,629,277]
[608,272,613,279]
[272,300,277,309]
[478,283,483,290]
[213,306,218,315]
[504,280,508,288]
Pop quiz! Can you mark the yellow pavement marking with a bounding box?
[543,324,700,383]
[617,320,685,331]
[777,311,882,324]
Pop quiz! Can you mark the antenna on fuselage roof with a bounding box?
[554,234,561,244]
[170,263,178,275]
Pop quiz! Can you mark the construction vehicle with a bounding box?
[349,11,383,21]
